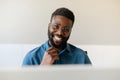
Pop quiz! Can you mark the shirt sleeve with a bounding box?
[85,53,92,64]
[22,52,33,66]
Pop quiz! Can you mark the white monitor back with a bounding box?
[0,65,120,80]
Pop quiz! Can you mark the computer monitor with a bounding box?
[0,65,120,80]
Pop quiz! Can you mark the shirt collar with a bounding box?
[58,44,71,55]
[44,40,51,51]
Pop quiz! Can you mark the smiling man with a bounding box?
[22,7,92,66]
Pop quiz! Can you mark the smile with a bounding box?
[54,35,62,42]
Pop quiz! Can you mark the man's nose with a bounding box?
[57,28,64,35]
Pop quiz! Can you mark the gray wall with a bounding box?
[0,0,120,45]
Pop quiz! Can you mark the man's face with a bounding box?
[48,15,73,49]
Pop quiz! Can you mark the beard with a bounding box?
[48,29,69,50]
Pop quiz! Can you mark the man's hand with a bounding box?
[40,47,60,65]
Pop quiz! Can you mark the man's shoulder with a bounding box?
[26,42,47,56]
[68,43,86,55]
[68,43,84,51]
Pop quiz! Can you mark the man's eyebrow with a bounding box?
[53,22,71,28]
[54,22,60,25]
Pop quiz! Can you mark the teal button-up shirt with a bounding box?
[22,41,92,65]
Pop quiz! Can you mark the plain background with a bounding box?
[0,0,120,45]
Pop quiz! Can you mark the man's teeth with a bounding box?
[55,36,61,41]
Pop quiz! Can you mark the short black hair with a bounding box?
[50,7,75,24]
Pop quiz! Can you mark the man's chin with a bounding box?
[54,41,61,46]
[53,42,62,48]
[53,41,67,49]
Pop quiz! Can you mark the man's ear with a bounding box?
[48,23,51,28]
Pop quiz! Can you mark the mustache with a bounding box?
[54,34,64,38]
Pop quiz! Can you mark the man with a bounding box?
[22,7,92,66]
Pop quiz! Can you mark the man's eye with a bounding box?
[53,25,59,29]
[66,29,70,32]
[63,28,71,32]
